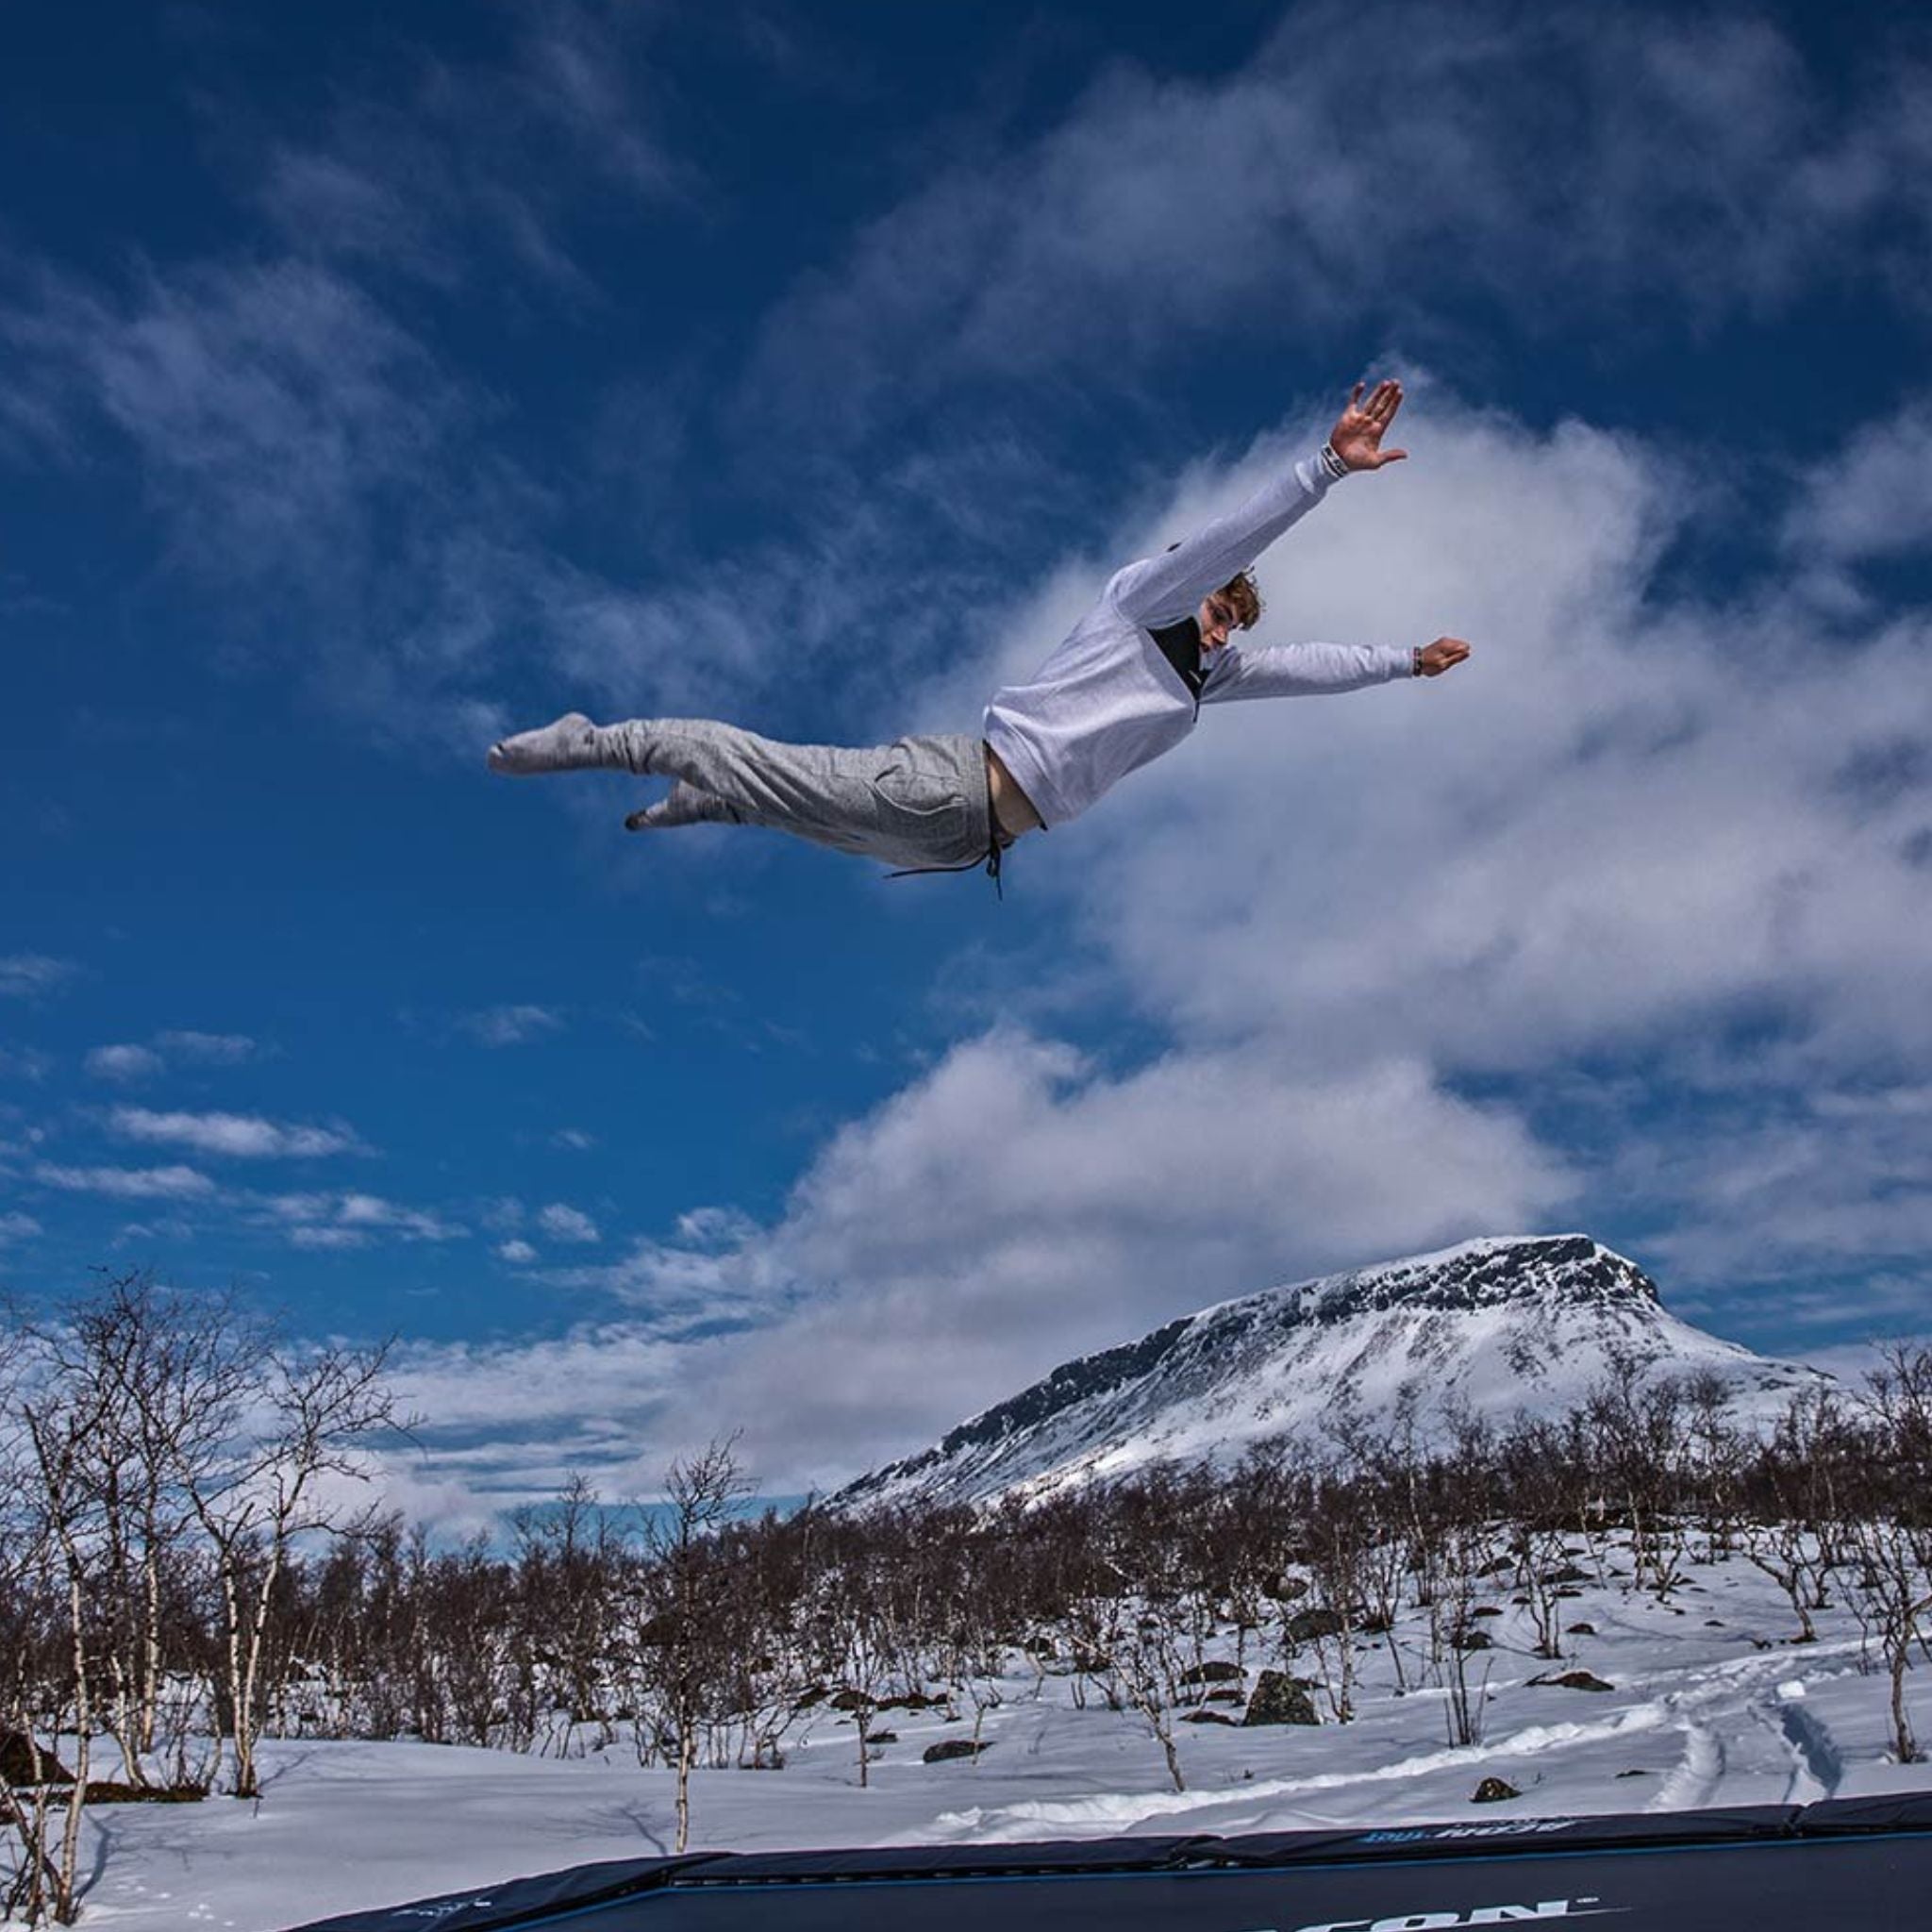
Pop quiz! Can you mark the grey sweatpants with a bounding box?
[601,719,996,873]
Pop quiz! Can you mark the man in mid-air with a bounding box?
[488,378,1470,880]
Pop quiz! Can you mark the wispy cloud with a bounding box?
[154,1030,259,1065]
[0,1211,42,1244]
[537,1202,601,1244]
[458,1004,565,1047]
[253,0,693,291]
[261,1190,464,1248]
[86,1032,262,1082]
[496,1239,539,1265]
[3,258,460,589]
[109,1107,367,1160]
[1784,394,1932,568]
[0,252,508,741]
[85,1045,166,1082]
[34,1162,216,1201]
[742,6,1930,445]
[0,956,78,999]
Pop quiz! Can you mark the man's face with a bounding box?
[1197,592,1240,651]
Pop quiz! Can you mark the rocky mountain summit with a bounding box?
[836,1234,1834,1510]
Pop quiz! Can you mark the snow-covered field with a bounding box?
[32,1548,1932,1932]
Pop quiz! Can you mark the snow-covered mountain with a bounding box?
[836,1234,1835,1510]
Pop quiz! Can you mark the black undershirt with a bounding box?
[1149,616,1205,700]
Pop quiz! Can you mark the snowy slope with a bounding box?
[836,1235,1835,1510]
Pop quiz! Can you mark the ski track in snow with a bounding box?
[1649,1712,1724,1813]
[930,1641,1871,1844]
[1773,1690,1845,1804]
[1638,1641,1861,1813]
[926,1708,1673,1842]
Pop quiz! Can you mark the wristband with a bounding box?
[1318,442,1350,483]
[1412,645,1423,677]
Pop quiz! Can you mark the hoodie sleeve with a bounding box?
[1108,450,1343,629]
[1200,638,1414,702]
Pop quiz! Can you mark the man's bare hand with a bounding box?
[1329,378,1408,472]
[1416,636,1471,676]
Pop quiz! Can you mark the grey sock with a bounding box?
[625,781,743,832]
[487,713,600,775]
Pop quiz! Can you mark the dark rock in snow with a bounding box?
[1,1729,74,1786]
[1473,1777,1521,1804]
[1530,1670,1615,1692]
[1287,1607,1346,1642]
[1179,1660,1245,1686]
[923,1739,992,1764]
[1242,1670,1321,1726]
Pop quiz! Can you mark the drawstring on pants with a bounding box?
[885,831,1007,898]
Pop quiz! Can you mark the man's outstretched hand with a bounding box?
[1330,378,1408,472]
[1416,635,1471,676]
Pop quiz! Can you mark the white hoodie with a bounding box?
[982,448,1412,828]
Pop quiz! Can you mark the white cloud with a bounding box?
[537,1202,600,1245]
[373,1028,1569,1507]
[86,1034,259,1082]
[375,1323,703,1515]
[1784,396,1932,566]
[154,1030,258,1065]
[85,1044,165,1082]
[109,1107,365,1159]
[0,1048,54,1082]
[550,1127,597,1151]
[264,1191,462,1244]
[0,1211,41,1244]
[34,1162,216,1201]
[254,2,691,289]
[675,1205,758,1247]
[3,258,460,595]
[0,955,77,999]
[458,1005,565,1047]
[496,1239,539,1265]
[290,1226,371,1253]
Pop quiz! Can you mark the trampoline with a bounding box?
[292,1792,1932,1930]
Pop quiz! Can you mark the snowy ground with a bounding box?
[25,1548,1932,1932]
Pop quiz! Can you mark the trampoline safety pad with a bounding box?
[288,1792,1932,1932]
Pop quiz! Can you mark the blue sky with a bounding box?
[3,0,1928,1523]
